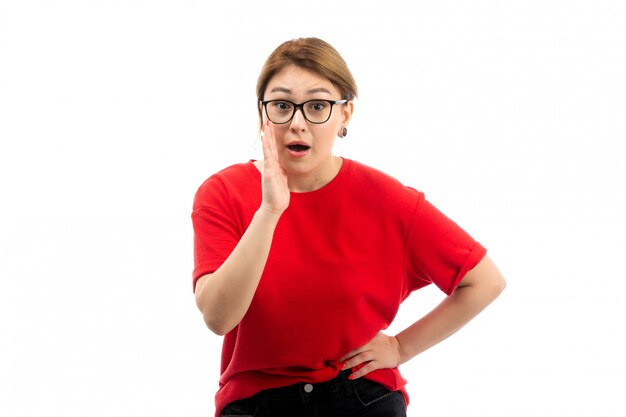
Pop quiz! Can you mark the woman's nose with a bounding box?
[290,108,307,131]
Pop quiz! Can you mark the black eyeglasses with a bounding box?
[261,99,348,124]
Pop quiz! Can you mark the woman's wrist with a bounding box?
[255,205,284,224]
[394,333,414,366]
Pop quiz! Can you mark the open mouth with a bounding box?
[287,144,310,152]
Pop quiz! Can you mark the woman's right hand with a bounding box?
[260,120,290,215]
[195,120,290,335]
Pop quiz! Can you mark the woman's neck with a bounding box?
[295,156,343,192]
[253,156,343,193]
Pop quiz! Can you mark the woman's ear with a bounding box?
[342,100,354,125]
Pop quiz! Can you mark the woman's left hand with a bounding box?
[339,332,402,379]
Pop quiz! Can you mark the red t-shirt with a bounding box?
[192,158,486,416]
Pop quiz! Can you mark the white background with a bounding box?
[1,1,625,416]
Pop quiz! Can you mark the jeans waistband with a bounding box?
[258,369,354,399]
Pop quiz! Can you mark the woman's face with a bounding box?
[261,65,353,184]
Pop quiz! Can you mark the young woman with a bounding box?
[192,37,506,417]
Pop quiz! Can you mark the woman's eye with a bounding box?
[308,101,326,112]
[274,101,293,111]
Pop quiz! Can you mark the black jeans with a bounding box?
[220,370,407,417]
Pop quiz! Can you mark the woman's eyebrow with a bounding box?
[269,87,292,94]
[306,87,331,95]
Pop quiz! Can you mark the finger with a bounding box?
[339,347,363,363]
[260,120,273,160]
[339,340,372,363]
[261,120,274,151]
[264,127,283,176]
[349,361,378,380]
[342,351,373,370]
[339,350,355,364]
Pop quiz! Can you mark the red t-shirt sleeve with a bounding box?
[191,175,242,292]
[403,191,487,296]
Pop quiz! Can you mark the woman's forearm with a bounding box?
[194,207,282,335]
[395,256,506,364]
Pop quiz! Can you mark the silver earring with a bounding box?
[339,126,348,138]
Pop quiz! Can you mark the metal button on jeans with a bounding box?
[303,383,313,393]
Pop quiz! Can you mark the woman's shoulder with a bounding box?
[198,160,257,186]
[344,158,423,209]
[194,160,260,206]
[347,159,420,193]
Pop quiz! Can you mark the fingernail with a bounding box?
[348,374,355,380]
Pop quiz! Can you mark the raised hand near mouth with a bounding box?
[260,120,290,216]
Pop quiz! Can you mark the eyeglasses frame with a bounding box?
[260,99,348,125]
